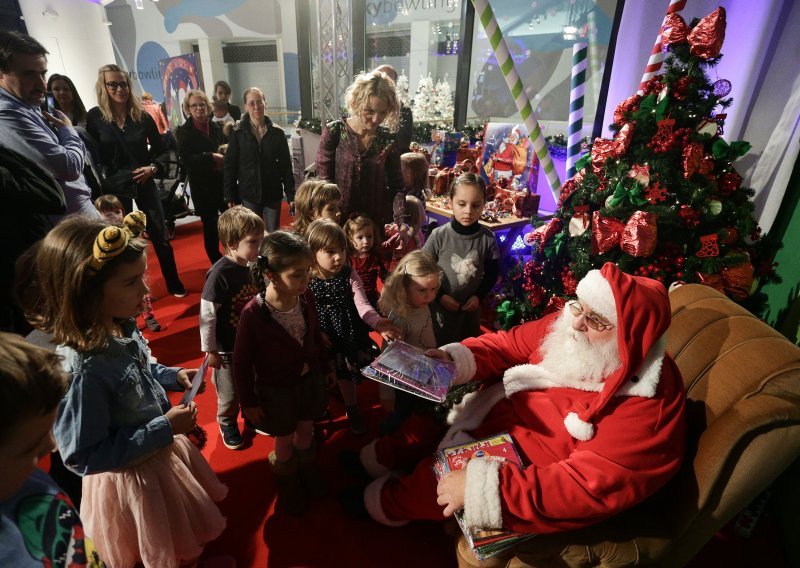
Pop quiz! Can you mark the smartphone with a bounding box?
[41,92,55,114]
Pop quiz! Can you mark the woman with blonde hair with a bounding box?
[86,64,186,296]
[316,70,404,225]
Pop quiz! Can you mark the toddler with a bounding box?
[345,213,386,309]
[40,213,226,568]
[234,231,331,515]
[306,219,399,435]
[400,152,430,201]
[384,194,427,272]
[423,172,500,345]
[293,179,342,237]
[94,194,161,332]
[200,206,265,449]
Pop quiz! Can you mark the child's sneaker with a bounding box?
[219,423,243,449]
[143,314,161,331]
[345,405,367,435]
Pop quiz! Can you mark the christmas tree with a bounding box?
[433,78,455,128]
[396,69,411,107]
[411,73,438,123]
[499,7,780,328]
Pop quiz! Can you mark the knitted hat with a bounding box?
[565,262,671,441]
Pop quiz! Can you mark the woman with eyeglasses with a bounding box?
[176,89,226,264]
[223,87,294,232]
[86,64,186,297]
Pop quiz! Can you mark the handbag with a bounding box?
[98,121,140,199]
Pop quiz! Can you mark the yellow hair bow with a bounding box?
[88,211,147,272]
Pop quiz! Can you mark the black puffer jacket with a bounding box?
[223,114,294,206]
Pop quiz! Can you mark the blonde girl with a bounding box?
[39,214,225,568]
[344,213,386,308]
[305,219,399,435]
[293,179,342,236]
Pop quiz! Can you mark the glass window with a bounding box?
[465,0,620,138]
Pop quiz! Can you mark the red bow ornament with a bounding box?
[592,210,657,257]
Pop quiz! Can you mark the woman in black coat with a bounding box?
[223,87,294,232]
[176,90,226,264]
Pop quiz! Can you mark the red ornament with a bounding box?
[679,205,701,228]
[649,118,675,151]
[683,142,703,179]
[645,182,669,204]
[696,234,720,258]
[719,170,742,195]
[561,268,578,296]
[661,13,690,46]
[529,218,562,245]
[559,178,577,205]
[590,138,616,174]
[613,122,635,157]
[591,211,625,255]
[640,76,663,96]
[526,284,547,308]
[622,211,658,257]
[699,155,716,175]
[720,227,739,245]
[687,7,726,59]
[627,163,651,186]
[543,295,566,316]
[614,95,641,125]
[722,261,754,300]
[673,76,693,100]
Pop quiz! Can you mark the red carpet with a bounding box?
[142,217,457,568]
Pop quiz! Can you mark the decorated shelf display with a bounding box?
[499,6,780,327]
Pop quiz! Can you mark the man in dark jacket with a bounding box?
[223,87,294,232]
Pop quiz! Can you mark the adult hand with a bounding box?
[375,318,402,341]
[439,294,461,312]
[42,109,72,128]
[436,467,468,517]
[424,348,453,363]
[207,352,225,370]
[166,402,197,435]
[461,295,480,312]
[132,165,156,184]
[176,368,205,393]
[211,152,224,170]
[243,406,265,426]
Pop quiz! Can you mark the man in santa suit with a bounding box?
[356,262,686,534]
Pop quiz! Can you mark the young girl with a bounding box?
[38,214,226,568]
[400,152,430,201]
[94,194,161,332]
[422,172,500,345]
[293,179,342,237]
[305,219,400,435]
[344,213,386,309]
[233,231,330,515]
[383,194,427,272]
[376,250,441,435]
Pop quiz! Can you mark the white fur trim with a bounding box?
[576,270,617,325]
[565,412,595,441]
[440,383,505,449]
[364,474,408,527]
[360,439,391,479]
[464,458,503,530]
[440,342,477,384]
[503,364,602,397]
[616,336,665,398]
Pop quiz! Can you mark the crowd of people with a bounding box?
[1,28,687,568]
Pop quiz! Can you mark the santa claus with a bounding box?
[353,262,686,534]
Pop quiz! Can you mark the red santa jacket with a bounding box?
[440,312,686,535]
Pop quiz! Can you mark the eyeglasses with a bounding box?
[105,81,129,91]
[189,103,207,109]
[567,301,614,332]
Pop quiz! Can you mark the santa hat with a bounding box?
[565,262,671,441]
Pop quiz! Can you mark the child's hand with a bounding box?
[375,318,402,341]
[177,368,205,393]
[439,294,460,312]
[321,332,332,349]
[211,152,225,170]
[166,402,197,435]
[425,348,454,363]
[243,406,265,426]
[207,352,225,369]
[436,467,468,517]
[461,295,480,312]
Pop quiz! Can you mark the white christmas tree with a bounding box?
[396,69,411,107]
[411,73,438,123]
[434,78,454,128]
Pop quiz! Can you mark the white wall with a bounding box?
[19,0,115,108]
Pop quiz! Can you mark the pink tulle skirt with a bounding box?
[80,434,228,568]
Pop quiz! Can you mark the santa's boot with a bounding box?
[268,452,308,515]
[295,443,328,499]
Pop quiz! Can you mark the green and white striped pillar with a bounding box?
[472,0,562,202]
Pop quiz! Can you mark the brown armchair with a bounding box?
[456,284,800,568]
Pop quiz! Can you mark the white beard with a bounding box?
[537,309,621,385]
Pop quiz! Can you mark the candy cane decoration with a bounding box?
[566,42,588,179]
[471,0,561,201]
[638,0,688,93]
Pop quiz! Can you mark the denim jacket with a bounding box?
[54,320,183,476]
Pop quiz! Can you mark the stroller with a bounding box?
[154,154,191,240]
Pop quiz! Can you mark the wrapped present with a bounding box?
[457,146,482,165]
[513,191,540,218]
